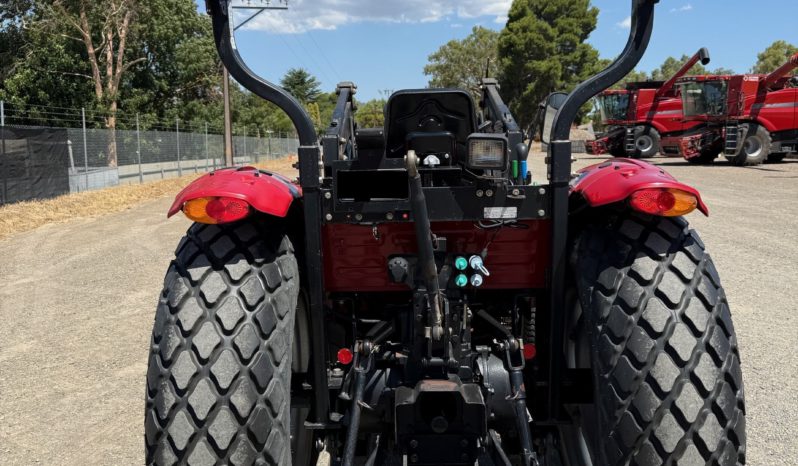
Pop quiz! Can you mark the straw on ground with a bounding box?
[0,156,297,241]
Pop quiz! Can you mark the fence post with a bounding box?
[176,117,182,177]
[1,100,6,204]
[205,122,210,171]
[267,130,273,159]
[243,128,247,164]
[82,108,89,192]
[136,114,143,184]
[255,128,260,164]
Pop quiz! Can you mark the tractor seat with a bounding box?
[384,89,477,162]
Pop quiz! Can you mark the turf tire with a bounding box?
[145,219,299,465]
[571,212,746,465]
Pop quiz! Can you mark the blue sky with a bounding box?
[214,1,797,100]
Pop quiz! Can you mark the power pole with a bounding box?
[223,0,289,168]
[223,67,234,166]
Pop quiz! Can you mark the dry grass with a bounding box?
[0,156,298,241]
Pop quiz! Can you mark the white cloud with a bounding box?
[616,16,631,30]
[670,4,693,13]
[234,0,512,33]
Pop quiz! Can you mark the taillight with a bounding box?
[629,188,698,217]
[182,196,250,224]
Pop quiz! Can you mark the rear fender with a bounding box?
[167,166,301,218]
[569,158,708,215]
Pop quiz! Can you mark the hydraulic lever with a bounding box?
[405,150,444,340]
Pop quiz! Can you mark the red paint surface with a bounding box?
[167,166,300,218]
[322,220,551,292]
[571,159,708,215]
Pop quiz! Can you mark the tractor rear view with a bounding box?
[663,53,798,165]
[144,1,746,465]
[587,47,710,158]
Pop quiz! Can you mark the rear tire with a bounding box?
[569,212,746,465]
[630,127,660,159]
[145,220,300,465]
[726,124,769,166]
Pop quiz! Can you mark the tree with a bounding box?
[39,0,147,166]
[424,26,499,100]
[280,68,321,104]
[498,0,603,128]
[753,40,798,74]
[357,99,386,128]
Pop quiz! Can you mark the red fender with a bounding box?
[569,158,708,215]
[167,166,301,218]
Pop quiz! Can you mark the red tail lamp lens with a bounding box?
[629,188,697,217]
[337,348,354,365]
[523,343,537,360]
[183,197,250,224]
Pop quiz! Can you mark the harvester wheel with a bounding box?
[728,123,769,166]
[567,212,746,466]
[630,126,660,158]
[145,219,301,465]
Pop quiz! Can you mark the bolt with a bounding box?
[460,439,468,447]
[539,187,546,195]
[476,189,484,198]
[386,212,394,220]
[538,209,546,217]
[325,213,333,221]
[410,454,418,463]
[355,213,363,221]
[486,189,494,197]
[324,191,332,199]
[410,439,418,449]
[512,188,520,196]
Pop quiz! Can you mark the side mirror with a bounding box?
[540,92,568,145]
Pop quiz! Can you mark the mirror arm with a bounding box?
[207,1,318,147]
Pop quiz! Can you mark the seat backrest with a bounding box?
[384,89,477,160]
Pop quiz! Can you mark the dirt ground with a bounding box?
[0,154,796,464]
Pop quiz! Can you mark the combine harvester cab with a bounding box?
[587,47,710,159]
[670,52,798,165]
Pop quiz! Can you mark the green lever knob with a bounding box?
[454,274,468,287]
[454,256,468,271]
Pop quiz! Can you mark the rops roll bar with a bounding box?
[546,0,659,419]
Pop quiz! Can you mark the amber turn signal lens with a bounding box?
[629,188,698,217]
[183,197,250,224]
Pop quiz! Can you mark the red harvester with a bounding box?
[663,52,798,165]
[587,47,710,158]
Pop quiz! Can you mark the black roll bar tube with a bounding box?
[546,0,658,420]
[206,0,318,146]
[206,0,332,425]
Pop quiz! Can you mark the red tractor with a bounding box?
[144,1,746,465]
[662,53,798,165]
[587,47,710,158]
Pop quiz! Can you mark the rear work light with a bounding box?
[466,134,508,170]
[183,196,250,224]
[629,188,698,217]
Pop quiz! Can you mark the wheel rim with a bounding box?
[636,135,653,153]
[743,135,763,158]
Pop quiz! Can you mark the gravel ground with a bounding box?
[0,153,796,464]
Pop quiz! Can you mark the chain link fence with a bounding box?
[1,120,299,205]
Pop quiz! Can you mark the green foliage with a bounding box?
[357,99,386,128]
[424,26,499,100]
[280,68,322,104]
[753,40,798,74]
[498,0,603,128]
